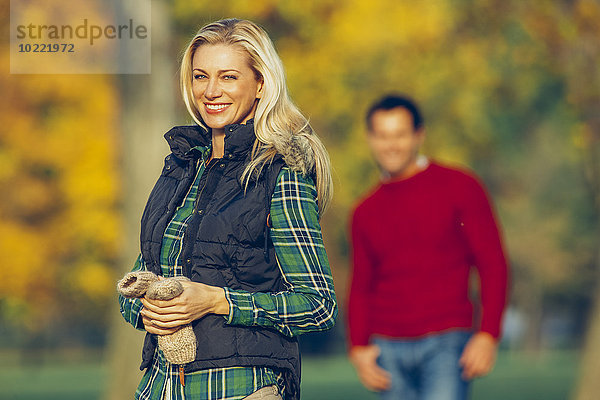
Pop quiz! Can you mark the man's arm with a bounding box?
[347,202,391,391]
[457,173,509,379]
[347,206,376,347]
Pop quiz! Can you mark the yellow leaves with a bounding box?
[68,262,116,301]
[59,133,119,203]
[503,196,573,288]
[1,174,60,221]
[576,0,600,27]
[0,71,119,320]
[456,44,499,89]
[223,0,277,19]
[430,144,472,167]
[326,0,453,53]
[0,222,53,304]
[571,123,598,151]
[0,1,121,330]
[62,206,121,257]
[329,131,379,209]
[173,0,278,24]
[571,122,591,151]
[0,148,18,181]
[280,1,458,120]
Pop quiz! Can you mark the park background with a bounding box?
[1,0,600,399]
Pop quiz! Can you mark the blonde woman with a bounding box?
[118,18,337,400]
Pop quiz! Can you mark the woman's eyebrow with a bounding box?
[192,68,241,73]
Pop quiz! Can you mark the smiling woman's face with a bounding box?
[191,44,264,133]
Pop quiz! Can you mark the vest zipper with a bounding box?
[195,158,219,206]
[182,158,224,278]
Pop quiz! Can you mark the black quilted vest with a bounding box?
[138,121,300,399]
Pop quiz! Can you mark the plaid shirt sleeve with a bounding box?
[118,253,146,331]
[224,168,338,337]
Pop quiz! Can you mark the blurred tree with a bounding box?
[102,0,176,398]
[516,0,600,398]
[0,1,120,352]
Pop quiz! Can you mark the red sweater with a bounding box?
[348,162,508,347]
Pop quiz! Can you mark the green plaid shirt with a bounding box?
[119,149,337,400]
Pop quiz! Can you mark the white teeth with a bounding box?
[206,104,228,110]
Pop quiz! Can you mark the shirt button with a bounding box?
[197,209,204,215]
[227,154,233,159]
[186,259,191,264]
[219,163,225,168]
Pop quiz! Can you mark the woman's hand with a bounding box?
[140,281,230,335]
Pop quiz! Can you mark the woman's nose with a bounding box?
[204,78,222,99]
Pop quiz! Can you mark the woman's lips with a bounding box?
[204,103,230,114]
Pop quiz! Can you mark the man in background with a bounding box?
[347,94,509,400]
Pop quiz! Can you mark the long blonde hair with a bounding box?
[180,18,333,214]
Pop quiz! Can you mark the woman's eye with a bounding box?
[193,74,207,80]
[223,75,237,80]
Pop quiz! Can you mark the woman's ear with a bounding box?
[256,76,265,99]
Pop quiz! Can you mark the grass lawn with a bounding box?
[0,352,105,400]
[301,350,580,400]
[0,350,579,400]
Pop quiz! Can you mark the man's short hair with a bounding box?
[366,94,424,131]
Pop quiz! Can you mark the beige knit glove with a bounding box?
[117,271,197,364]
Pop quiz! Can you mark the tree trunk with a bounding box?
[574,254,600,400]
[572,118,600,400]
[520,278,544,353]
[103,1,175,399]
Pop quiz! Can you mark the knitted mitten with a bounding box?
[145,278,196,364]
[117,271,197,364]
[117,271,160,298]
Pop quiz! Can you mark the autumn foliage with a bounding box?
[1,1,599,363]
[0,3,120,335]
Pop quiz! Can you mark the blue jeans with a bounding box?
[372,331,471,400]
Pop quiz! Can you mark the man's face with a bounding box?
[367,107,424,179]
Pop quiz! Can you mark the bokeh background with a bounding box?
[1,1,600,399]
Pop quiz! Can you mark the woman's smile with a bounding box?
[204,103,231,113]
